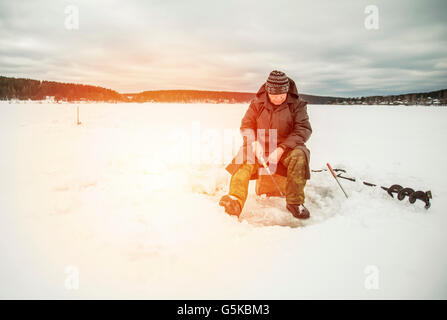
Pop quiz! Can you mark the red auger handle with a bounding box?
[327,163,337,178]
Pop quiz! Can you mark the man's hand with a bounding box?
[251,140,264,161]
[267,147,285,165]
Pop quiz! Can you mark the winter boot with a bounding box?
[219,194,242,217]
[286,203,310,219]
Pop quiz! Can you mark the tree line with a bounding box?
[0,76,123,102]
[1,75,445,105]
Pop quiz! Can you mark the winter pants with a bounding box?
[229,148,307,210]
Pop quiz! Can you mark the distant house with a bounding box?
[393,100,404,105]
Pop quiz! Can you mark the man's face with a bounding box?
[268,93,287,105]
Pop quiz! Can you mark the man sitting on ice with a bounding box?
[220,70,312,219]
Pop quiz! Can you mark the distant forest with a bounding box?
[126,90,254,104]
[0,76,122,102]
[1,76,446,105]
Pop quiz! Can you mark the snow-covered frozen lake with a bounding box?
[1,101,446,299]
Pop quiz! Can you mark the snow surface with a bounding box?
[0,101,446,299]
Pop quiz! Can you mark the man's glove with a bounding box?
[267,147,285,165]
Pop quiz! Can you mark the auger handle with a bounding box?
[327,163,349,199]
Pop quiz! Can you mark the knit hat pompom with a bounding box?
[265,70,289,94]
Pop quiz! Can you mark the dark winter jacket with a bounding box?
[225,77,312,180]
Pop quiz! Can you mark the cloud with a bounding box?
[0,0,446,96]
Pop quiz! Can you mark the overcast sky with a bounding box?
[0,0,446,96]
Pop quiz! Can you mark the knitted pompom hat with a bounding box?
[265,70,289,94]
